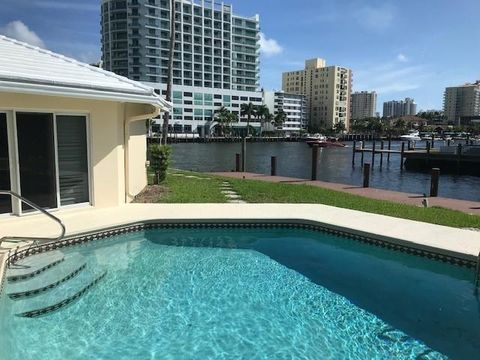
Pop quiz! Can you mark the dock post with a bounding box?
[311,145,319,181]
[371,141,376,168]
[457,144,462,174]
[431,134,435,148]
[241,137,246,172]
[235,153,240,172]
[352,140,356,166]
[407,140,411,151]
[400,142,405,169]
[360,141,364,165]
[363,163,370,188]
[270,156,277,176]
[380,141,384,168]
[387,137,391,162]
[430,168,440,197]
[447,139,451,147]
[426,141,431,166]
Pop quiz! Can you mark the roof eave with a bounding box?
[0,81,172,111]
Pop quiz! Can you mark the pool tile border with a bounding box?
[0,220,477,295]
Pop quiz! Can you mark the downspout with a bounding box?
[124,105,162,203]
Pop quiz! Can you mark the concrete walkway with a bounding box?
[211,172,480,216]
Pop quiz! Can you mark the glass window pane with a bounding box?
[56,115,89,206]
[0,113,11,214]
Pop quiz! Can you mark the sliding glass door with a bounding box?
[0,113,11,214]
[16,112,57,210]
[56,115,89,206]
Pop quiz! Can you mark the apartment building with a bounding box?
[263,91,307,135]
[282,58,352,130]
[101,0,262,134]
[350,91,377,120]
[444,81,480,125]
[383,98,417,118]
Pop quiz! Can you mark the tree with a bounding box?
[161,0,176,145]
[240,102,257,136]
[255,104,271,135]
[214,106,230,136]
[273,110,287,136]
[333,120,346,134]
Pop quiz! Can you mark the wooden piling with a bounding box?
[363,163,370,188]
[426,141,431,166]
[430,168,440,197]
[407,140,411,151]
[400,142,405,169]
[387,138,391,162]
[457,144,462,173]
[360,141,364,165]
[235,153,240,172]
[241,137,246,172]
[352,140,356,166]
[271,156,277,176]
[371,141,376,168]
[311,145,319,181]
[380,141,384,167]
[431,134,435,148]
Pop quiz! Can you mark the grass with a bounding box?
[150,170,227,203]
[225,177,480,229]
[146,170,479,228]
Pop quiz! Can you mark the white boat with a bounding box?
[400,131,421,141]
[306,133,327,141]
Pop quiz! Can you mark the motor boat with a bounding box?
[400,131,421,141]
[306,138,346,148]
[305,133,327,141]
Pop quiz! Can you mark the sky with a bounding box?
[1,0,479,113]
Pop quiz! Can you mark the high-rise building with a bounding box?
[263,91,307,135]
[350,91,377,120]
[443,81,480,125]
[282,58,352,130]
[383,98,417,118]
[101,0,262,135]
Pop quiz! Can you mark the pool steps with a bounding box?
[12,267,107,318]
[7,256,87,300]
[7,251,65,283]
[6,252,107,318]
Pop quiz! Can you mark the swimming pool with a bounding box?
[1,225,479,359]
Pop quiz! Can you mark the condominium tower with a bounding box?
[101,0,262,134]
[263,91,307,135]
[383,98,417,118]
[282,58,352,130]
[350,91,377,120]
[443,81,480,125]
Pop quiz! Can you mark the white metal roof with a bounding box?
[0,35,171,110]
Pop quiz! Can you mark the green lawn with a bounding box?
[155,171,228,203]
[150,170,480,229]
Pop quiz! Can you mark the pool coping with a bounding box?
[0,204,480,294]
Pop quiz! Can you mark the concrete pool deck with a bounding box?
[0,204,479,265]
[212,172,480,216]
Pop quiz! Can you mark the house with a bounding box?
[0,35,171,216]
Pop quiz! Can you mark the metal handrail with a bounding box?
[0,190,66,248]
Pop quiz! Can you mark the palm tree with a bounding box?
[255,104,270,136]
[240,102,256,137]
[274,110,287,136]
[161,0,176,145]
[214,106,230,136]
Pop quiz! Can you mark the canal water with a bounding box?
[171,141,480,202]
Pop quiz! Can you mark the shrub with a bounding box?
[149,144,171,184]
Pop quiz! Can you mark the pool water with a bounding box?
[1,228,479,359]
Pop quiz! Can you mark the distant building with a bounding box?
[101,0,262,135]
[383,98,417,118]
[282,58,352,130]
[443,81,480,125]
[263,91,307,134]
[350,91,377,120]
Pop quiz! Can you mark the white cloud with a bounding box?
[0,21,45,48]
[354,4,395,31]
[259,33,283,57]
[397,53,408,62]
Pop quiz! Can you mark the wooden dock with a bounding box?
[352,140,480,175]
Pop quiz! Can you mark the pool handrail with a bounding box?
[0,190,66,264]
